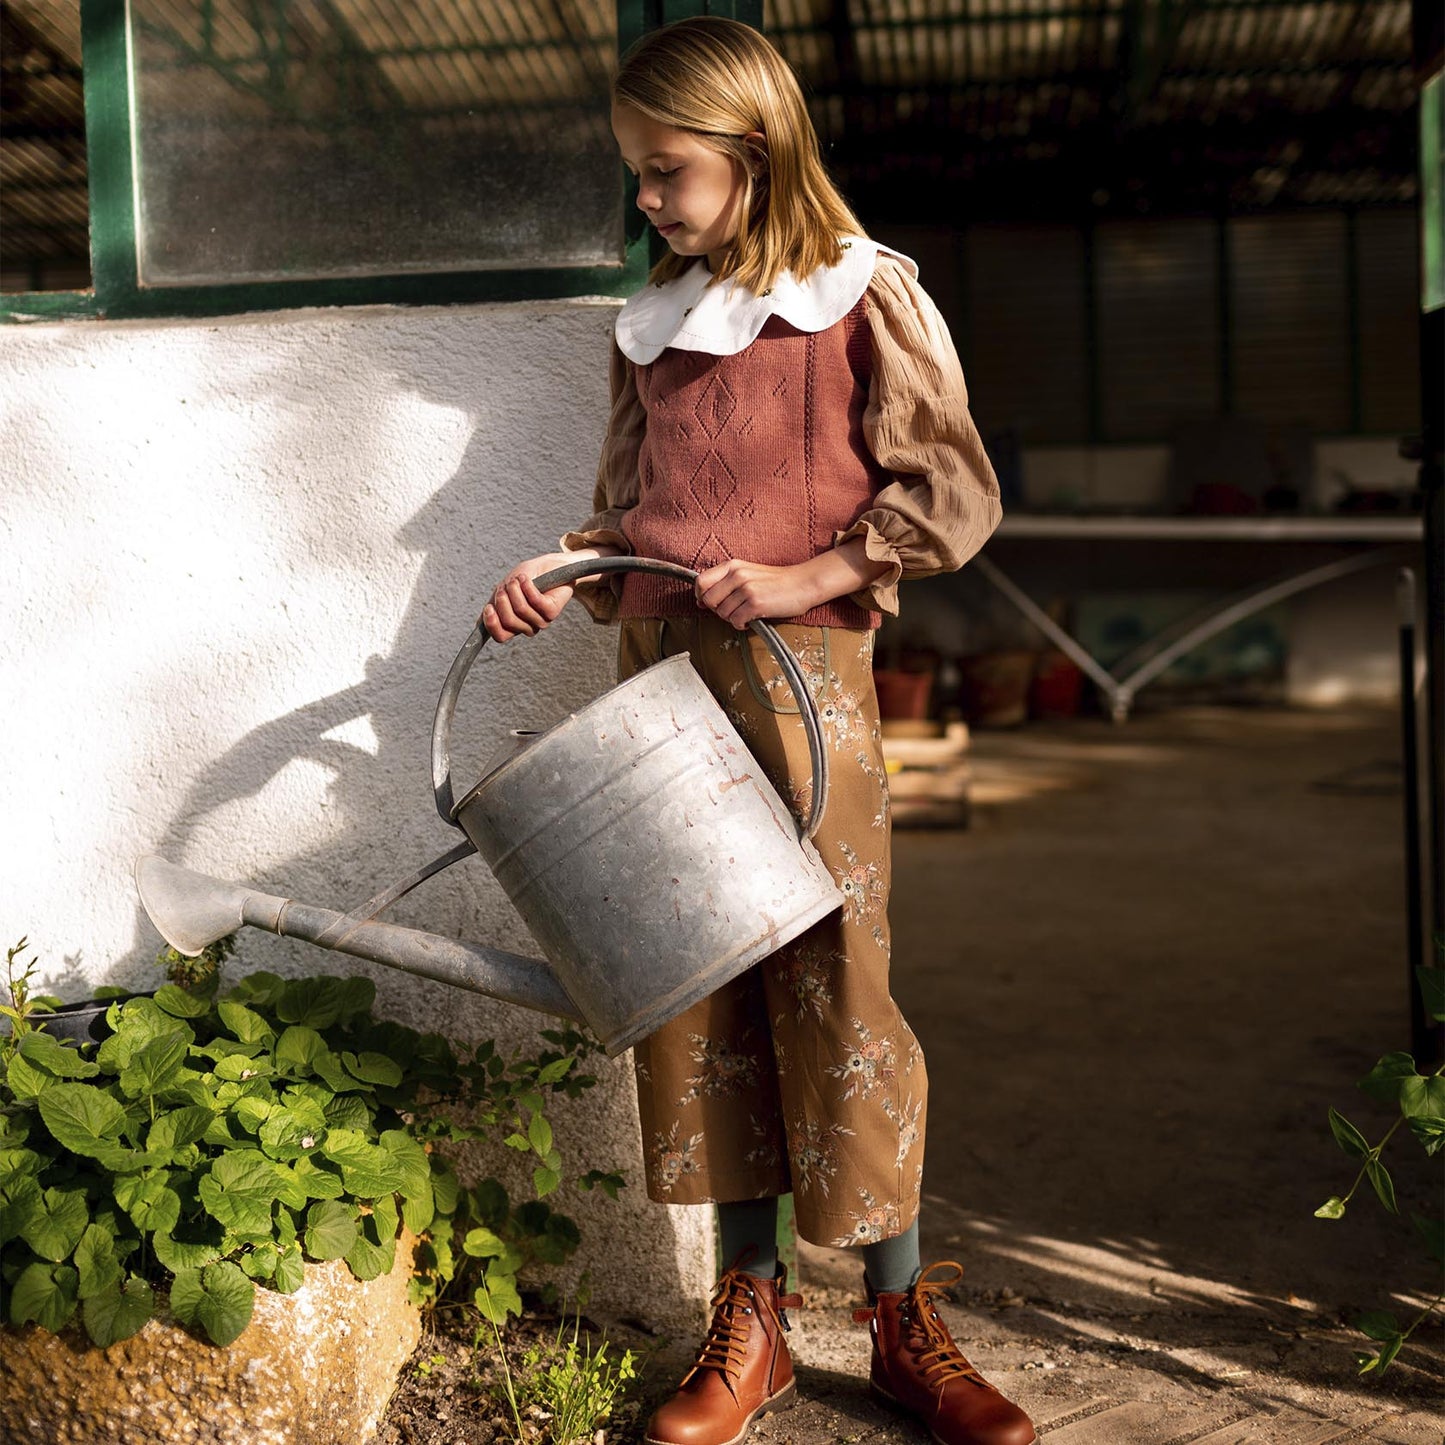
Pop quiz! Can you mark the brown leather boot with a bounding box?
[644,1261,803,1445]
[854,1262,1036,1445]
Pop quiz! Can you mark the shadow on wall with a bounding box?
[114,308,702,1334]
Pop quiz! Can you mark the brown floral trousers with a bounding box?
[618,614,927,1249]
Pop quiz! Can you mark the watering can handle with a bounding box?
[431,556,831,841]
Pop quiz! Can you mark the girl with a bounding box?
[483,18,1034,1445]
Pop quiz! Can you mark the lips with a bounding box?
[656,222,682,237]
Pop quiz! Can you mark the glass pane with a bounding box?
[0,0,92,294]
[128,0,622,286]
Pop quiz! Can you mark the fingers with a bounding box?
[481,573,574,642]
[696,562,760,629]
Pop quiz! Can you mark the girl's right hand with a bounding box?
[481,552,579,642]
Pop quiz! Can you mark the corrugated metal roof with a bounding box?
[0,0,1420,275]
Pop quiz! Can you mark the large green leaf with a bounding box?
[169,1261,255,1346]
[114,1173,182,1236]
[462,1225,506,1259]
[304,1199,358,1261]
[313,1051,368,1094]
[379,1131,431,1201]
[335,976,377,1021]
[473,1268,522,1325]
[401,1191,435,1236]
[153,984,213,1019]
[344,1214,396,1281]
[0,1174,43,1247]
[342,1052,402,1087]
[34,1079,145,1170]
[288,1156,346,1200]
[83,1276,154,1346]
[1399,1074,1445,1123]
[119,1029,193,1099]
[274,1026,327,1074]
[1356,1051,1419,1104]
[259,1098,327,1162]
[20,1186,89,1262]
[277,978,344,1030]
[214,1054,273,1083]
[323,1093,372,1131]
[18,1031,100,1079]
[147,1106,215,1158]
[217,1000,274,1045]
[272,1240,306,1293]
[9,1260,79,1331]
[197,1152,281,1237]
[74,1222,123,1299]
[226,971,287,1008]
[151,1228,223,1272]
[241,1243,280,1282]
[318,1128,406,1198]
[6,1053,57,1101]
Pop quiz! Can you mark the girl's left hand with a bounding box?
[694,558,823,628]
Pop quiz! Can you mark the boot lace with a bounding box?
[860,1261,991,1393]
[681,1263,801,1393]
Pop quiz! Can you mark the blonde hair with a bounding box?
[613,16,866,294]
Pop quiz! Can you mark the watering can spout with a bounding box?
[134,856,583,1030]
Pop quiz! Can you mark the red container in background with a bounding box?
[874,668,934,720]
[1029,649,1085,719]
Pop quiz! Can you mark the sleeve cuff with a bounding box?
[834,519,904,616]
[557,529,632,624]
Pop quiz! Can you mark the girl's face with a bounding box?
[612,103,753,272]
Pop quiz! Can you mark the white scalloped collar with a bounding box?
[614,237,917,365]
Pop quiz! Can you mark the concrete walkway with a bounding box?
[631,706,1444,1444]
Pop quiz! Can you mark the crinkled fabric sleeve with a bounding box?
[560,340,641,622]
[837,257,1002,616]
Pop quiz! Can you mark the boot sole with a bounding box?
[644,1377,798,1445]
[869,1379,1038,1445]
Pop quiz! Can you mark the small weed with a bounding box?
[414,1352,447,1377]
[480,1307,638,1444]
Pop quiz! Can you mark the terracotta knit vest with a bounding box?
[619,300,887,629]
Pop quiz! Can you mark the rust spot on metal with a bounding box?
[718,771,753,794]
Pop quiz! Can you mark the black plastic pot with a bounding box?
[35,993,153,1045]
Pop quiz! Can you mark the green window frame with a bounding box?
[2,0,760,322]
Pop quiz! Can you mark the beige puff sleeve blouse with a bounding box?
[562,255,1001,621]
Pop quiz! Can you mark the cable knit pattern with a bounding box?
[563,255,1002,623]
[617,303,883,628]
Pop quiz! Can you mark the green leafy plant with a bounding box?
[153,935,236,991]
[1,943,621,1350]
[1315,960,1445,1374]
[485,1305,638,1444]
[0,939,61,1056]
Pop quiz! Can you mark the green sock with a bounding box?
[862,1220,921,1294]
[717,1197,779,1279]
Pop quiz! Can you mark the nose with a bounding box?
[635,179,661,214]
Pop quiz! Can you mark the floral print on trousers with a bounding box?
[619,614,927,1249]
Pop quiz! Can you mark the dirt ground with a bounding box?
[379,703,1444,1445]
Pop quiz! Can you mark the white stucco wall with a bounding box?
[0,299,711,1334]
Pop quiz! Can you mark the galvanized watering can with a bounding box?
[137,557,842,1055]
